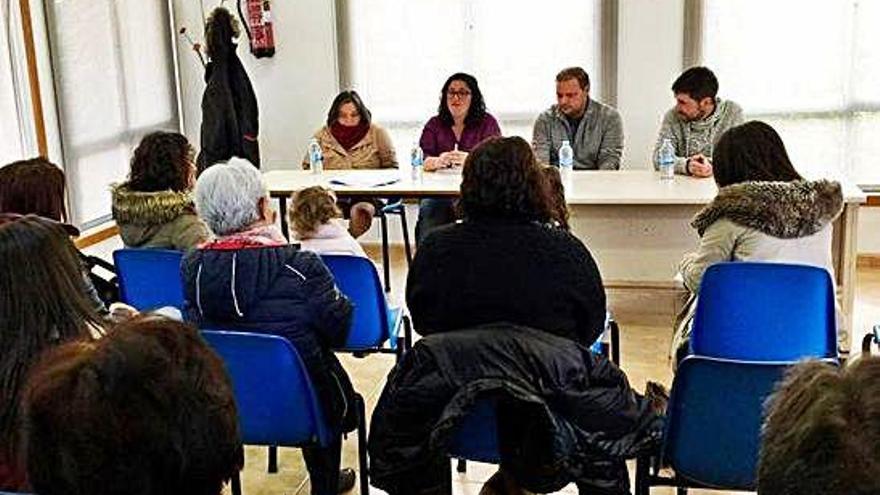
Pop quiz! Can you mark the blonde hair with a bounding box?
[290,186,341,238]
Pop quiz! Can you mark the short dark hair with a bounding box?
[672,66,718,101]
[555,67,590,90]
[23,317,243,495]
[758,357,880,495]
[326,90,372,127]
[0,157,67,221]
[0,215,100,469]
[713,121,803,188]
[438,72,487,128]
[128,131,195,192]
[459,136,550,222]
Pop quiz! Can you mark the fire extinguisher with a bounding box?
[238,0,275,58]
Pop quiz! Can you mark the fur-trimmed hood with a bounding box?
[692,179,843,238]
[111,184,196,226]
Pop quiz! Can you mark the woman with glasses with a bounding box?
[302,90,398,238]
[416,72,501,243]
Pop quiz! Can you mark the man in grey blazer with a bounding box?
[532,67,624,170]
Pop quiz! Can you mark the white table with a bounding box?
[264,169,865,335]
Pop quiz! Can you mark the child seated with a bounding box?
[290,186,368,257]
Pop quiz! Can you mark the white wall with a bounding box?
[171,0,339,171]
[616,0,683,170]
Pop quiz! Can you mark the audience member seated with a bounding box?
[0,215,104,491]
[416,72,502,243]
[672,121,843,363]
[290,186,368,257]
[303,90,398,237]
[369,323,665,495]
[181,158,358,495]
[653,66,744,177]
[758,357,880,495]
[21,317,242,495]
[406,136,606,346]
[112,131,210,250]
[532,66,624,170]
[0,158,111,311]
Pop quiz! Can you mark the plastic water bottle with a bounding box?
[410,143,424,182]
[308,138,323,175]
[658,138,675,181]
[559,140,574,185]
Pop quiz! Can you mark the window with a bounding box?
[0,0,35,165]
[700,0,880,184]
[340,0,603,156]
[45,0,179,226]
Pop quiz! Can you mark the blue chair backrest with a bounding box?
[320,255,390,349]
[448,397,501,463]
[113,248,185,311]
[663,356,791,490]
[201,330,331,447]
[692,262,837,361]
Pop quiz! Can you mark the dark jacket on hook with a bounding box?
[197,45,260,173]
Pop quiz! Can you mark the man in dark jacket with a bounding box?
[197,7,260,173]
[368,324,664,495]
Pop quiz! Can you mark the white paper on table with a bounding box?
[328,171,401,188]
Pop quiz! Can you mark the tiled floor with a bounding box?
[86,239,880,494]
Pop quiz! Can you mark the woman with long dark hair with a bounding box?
[112,131,210,250]
[303,90,398,237]
[0,215,103,490]
[415,72,502,243]
[673,121,844,361]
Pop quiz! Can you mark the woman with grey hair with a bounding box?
[181,157,359,494]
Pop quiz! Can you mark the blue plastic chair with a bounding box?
[642,356,790,492]
[319,254,412,360]
[112,248,184,311]
[201,330,369,495]
[448,322,620,479]
[691,262,837,361]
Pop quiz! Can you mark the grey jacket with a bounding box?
[532,99,624,170]
[652,98,744,174]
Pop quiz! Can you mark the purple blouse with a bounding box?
[418,114,502,157]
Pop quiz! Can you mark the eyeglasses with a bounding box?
[446,90,472,99]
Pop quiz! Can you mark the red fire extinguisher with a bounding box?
[238,0,275,58]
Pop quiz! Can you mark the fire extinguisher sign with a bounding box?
[239,0,276,58]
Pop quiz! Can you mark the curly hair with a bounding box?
[541,166,570,230]
[22,317,242,495]
[127,131,195,192]
[758,357,880,495]
[459,136,550,222]
[205,7,240,60]
[290,186,341,238]
[438,73,487,128]
[0,157,67,221]
[713,121,803,188]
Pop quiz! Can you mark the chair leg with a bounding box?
[609,319,621,366]
[456,458,467,473]
[399,205,413,265]
[635,455,649,495]
[268,445,278,473]
[677,488,688,495]
[380,213,391,292]
[231,471,243,495]
[355,394,369,495]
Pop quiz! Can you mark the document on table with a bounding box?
[328,171,401,188]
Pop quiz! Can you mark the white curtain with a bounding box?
[0,0,35,166]
[702,0,880,184]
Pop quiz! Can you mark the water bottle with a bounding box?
[410,143,424,182]
[658,138,675,181]
[558,140,574,185]
[308,138,323,175]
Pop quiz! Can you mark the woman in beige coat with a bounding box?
[672,121,844,362]
[303,90,398,237]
